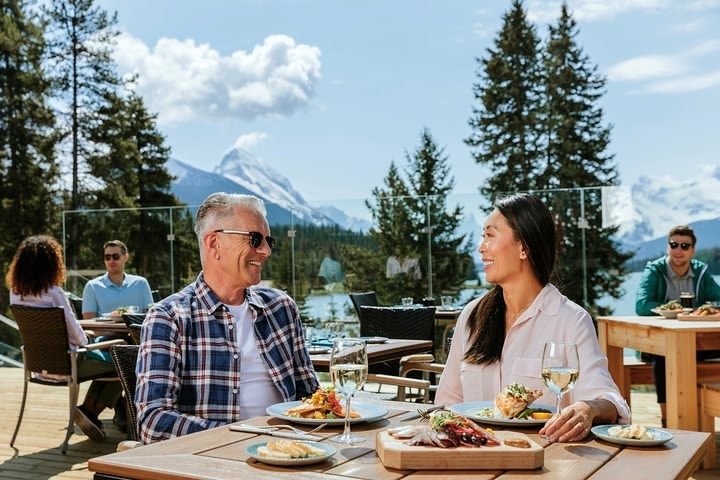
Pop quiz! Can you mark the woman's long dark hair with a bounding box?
[5,235,66,297]
[464,193,557,364]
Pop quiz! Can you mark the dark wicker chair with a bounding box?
[109,345,140,442]
[122,314,145,344]
[349,291,379,318]
[126,324,142,345]
[358,305,435,376]
[9,305,124,453]
[357,306,438,402]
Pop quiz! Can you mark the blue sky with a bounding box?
[97,0,720,204]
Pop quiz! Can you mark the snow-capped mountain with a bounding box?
[606,165,720,254]
[314,205,372,232]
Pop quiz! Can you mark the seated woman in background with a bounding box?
[5,235,121,442]
[435,193,630,442]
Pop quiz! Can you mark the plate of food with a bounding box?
[651,300,686,319]
[266,386,388,425]
[591,424,673,447]
[245,439,336,466]
[677,304,720,321]
[359,336,388,344]
[450,383,554,426]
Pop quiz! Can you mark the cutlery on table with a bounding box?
[401,404,445,421]
[228,423,326,441]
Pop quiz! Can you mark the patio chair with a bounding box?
[349,291,379,318]
[122,314,145,344]
[109,345,140,443]
[358,306,437,401]
[9,305,124,454]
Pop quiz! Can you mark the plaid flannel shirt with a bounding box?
[135,273,319,444]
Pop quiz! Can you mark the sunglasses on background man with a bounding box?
[668,241,693,251]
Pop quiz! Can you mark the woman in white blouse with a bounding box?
[435,193,629,442]
[6,235,121,441]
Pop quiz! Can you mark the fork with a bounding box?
[411,404,445,422]
[239,423,327,435]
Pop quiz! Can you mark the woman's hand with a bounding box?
[539,401,595,442]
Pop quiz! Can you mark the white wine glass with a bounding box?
[329,338,368,444]
[541,341,579,416]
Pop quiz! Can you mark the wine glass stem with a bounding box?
[556,392,563,415]
[342,394,353,440]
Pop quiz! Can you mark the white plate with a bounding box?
[266,400,388,425]
[359,336,388,344]
[591,424,673,446]
[306,346,329,355]
[93,316,114,322]
[449,400,554,426]
[651,308,683,319]
[245,441,335,466]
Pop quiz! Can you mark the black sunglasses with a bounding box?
[104,253,122,261]
[214,229,276,250]
[669,241,693,251]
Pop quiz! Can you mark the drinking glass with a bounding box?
[541,341,579,415]
[329,338,368,444]
[401,297,413,306]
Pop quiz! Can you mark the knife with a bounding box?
[228,425,323,441]
[400,404,445,421]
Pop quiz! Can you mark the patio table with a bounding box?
[596,315,720,430]
[88,398,711,480]
[309,338,432,372]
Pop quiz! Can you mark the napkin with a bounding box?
[228,425,323,441]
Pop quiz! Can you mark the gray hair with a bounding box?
[194,192,268,240]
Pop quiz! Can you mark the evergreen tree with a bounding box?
[542,3,631,313]
[364,129,472,303]
[0,0,59,319]
[404,128,473,299]
[43,0,120,265]
[465,0,544,200]
[81,87,185,294]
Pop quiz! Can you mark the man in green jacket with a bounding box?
[635,225,720,425]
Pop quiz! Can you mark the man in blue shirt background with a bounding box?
[82,239,154,319]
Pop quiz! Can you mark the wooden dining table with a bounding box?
[596,315,720,430]
[88,398,710,480]
[309,339,432,372]
[80,318,130,336]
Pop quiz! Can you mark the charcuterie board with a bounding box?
[375,430,543,470]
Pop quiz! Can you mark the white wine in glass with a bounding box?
[541,341,579,415]
[329,338,368,444]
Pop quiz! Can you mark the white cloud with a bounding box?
[113,33,322,125]
[687,0,720,10]
[527,0,670,24]
[606,55,688,81]
[640,70,720,93]
[607,40,720,83]
[232,131,268,151]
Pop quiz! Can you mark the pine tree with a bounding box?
[43,0,120,266]
[82,87,185,293]
[542,3,631,314]
[0,0,59,318]
[465,0,544,201]
[364,129,472,303]
[404,128,473,299]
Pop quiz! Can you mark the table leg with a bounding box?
[598,321,625,401]
[665,331,697,430]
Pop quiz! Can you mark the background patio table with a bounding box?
[309,338,432,372]
[597,315,720,430]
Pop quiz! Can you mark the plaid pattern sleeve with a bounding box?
[135,274,319,444]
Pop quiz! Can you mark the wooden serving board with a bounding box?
[375,430,543,470]
[677,313,720,321]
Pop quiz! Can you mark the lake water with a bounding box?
[305,271,720,320]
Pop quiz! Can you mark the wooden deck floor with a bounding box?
[1,368,718,479]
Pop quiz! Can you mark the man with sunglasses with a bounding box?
[81,240,154,319]
[135,192,319,444]
[635,225,720,426]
